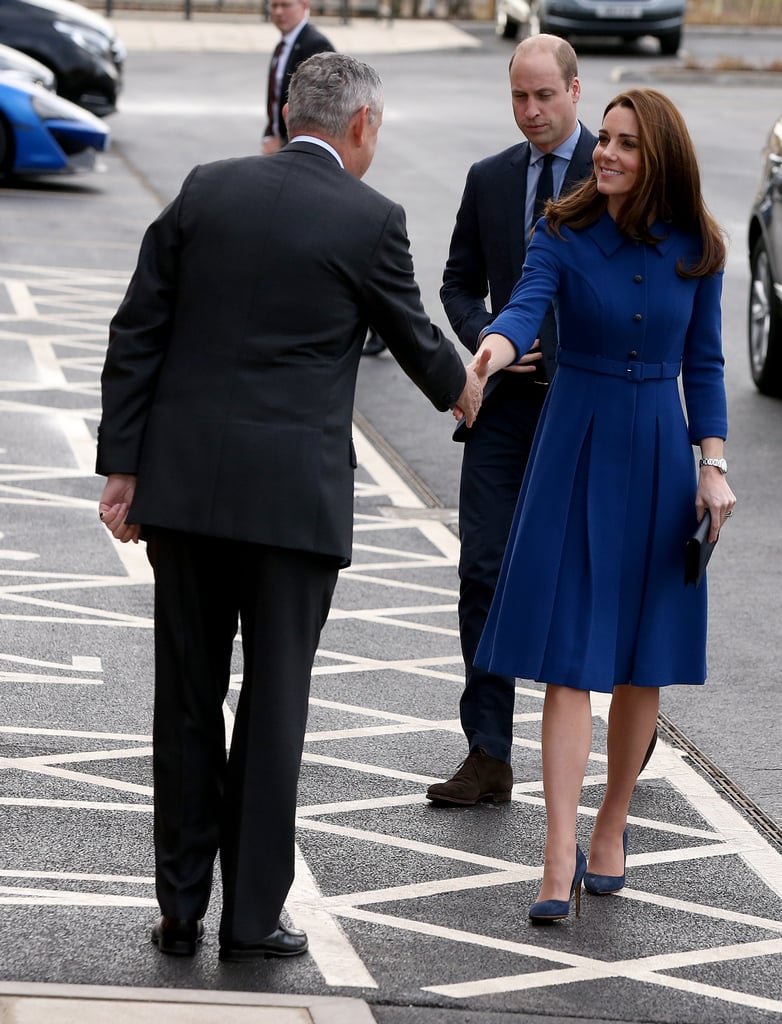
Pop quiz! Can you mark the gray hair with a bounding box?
[287,52,383,139]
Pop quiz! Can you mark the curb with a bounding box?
[0,981,376,1024]
[109,14,481,52]
[613,64,782,84]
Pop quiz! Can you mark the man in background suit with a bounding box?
[262,0,334,154]
[97,52,485,963]
[427,36,597,806]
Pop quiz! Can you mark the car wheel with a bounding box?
[495,9,520,38]
[658,29,681,55]
[0,114,14,174]
[748,236,782,397]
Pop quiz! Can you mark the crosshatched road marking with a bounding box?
[1,262,782,1012]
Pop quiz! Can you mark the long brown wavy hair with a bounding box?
[545,88,725,278]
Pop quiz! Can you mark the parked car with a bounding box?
[0,41,55,89]
[495,0,532,39]
[495,0,684,55]
[0,0,124,116]
[748,112,782,398]
[0,71,109,175]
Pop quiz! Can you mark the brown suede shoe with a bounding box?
[426,748,513,806]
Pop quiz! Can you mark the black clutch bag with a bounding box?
[685,510,718,587]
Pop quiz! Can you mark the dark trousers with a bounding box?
[146,528,338,944]
[457,377,547,763]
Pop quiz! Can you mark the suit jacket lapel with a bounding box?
[510,144,532,282]
[282,23,311,88]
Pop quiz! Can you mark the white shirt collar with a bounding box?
[289,135,344,168]
[282,17,308,45]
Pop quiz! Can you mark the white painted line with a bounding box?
[5,281,36,318]
[0,798,152,812]
[59,415,100,475]
[297,819,519,872]
[288,847,378,990]
[223,700,235,748]
[26,336,67,387]
[19,746,151,766]
[0,869,153,884]
[0,673,102,685]
[0,760,152,796]
[0,726,150,742]
[338,570,458,596]
[326,870,537,910]
[301,753,434,786]
[0,885,157,907]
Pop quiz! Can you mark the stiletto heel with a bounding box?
[584,827,628,894]
[529,845,587,924]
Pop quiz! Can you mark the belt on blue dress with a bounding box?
[557,348,680,382]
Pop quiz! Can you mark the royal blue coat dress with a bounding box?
[475,212,728,693]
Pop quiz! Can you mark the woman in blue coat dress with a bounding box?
[465,89,737,922]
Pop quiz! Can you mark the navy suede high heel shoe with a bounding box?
[529,846,587,923]
[584,828,629,894]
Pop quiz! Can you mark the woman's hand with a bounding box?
[696,466,736,542]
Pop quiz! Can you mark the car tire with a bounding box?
[496,10,520,38]
[748,236,782,397]
[0,114,14,174]
[658,29,681,55]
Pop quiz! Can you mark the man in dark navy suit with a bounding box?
[98,53,486,963]
[262,0,334,154]
[428,36,598,806]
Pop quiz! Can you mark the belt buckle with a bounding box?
[626,361,644,382]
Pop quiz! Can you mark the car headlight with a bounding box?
[31,90,85,122]
[53,20,112,58]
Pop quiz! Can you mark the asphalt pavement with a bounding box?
[1,15,782,1024]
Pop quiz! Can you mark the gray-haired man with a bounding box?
[97,53,486,963]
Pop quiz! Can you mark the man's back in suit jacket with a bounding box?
[98,143,466,565]
[96,54,479,959]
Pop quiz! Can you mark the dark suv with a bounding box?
[748,112,782,397]
[0,0,124,116]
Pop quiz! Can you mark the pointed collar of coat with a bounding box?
[587,210,679,258]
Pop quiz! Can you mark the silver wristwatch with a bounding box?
[699,457,728,474]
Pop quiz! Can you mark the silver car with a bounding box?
[748,112,782,397]
[0,42,54,89]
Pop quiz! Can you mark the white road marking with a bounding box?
[1,262,781,1012]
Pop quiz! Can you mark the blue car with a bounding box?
[0,71,108,176]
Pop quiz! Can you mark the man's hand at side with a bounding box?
[99,473,140,544]
[503,338,542,374]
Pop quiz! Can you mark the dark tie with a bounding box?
[267,39,285,127]
[533,152,555,223]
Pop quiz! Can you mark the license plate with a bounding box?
[595,4,644,15]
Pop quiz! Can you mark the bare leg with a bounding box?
[535,683,592,902]
[587,683,660,876]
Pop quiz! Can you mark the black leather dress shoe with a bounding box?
[151,916,204,956]
[218,922,308,962]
